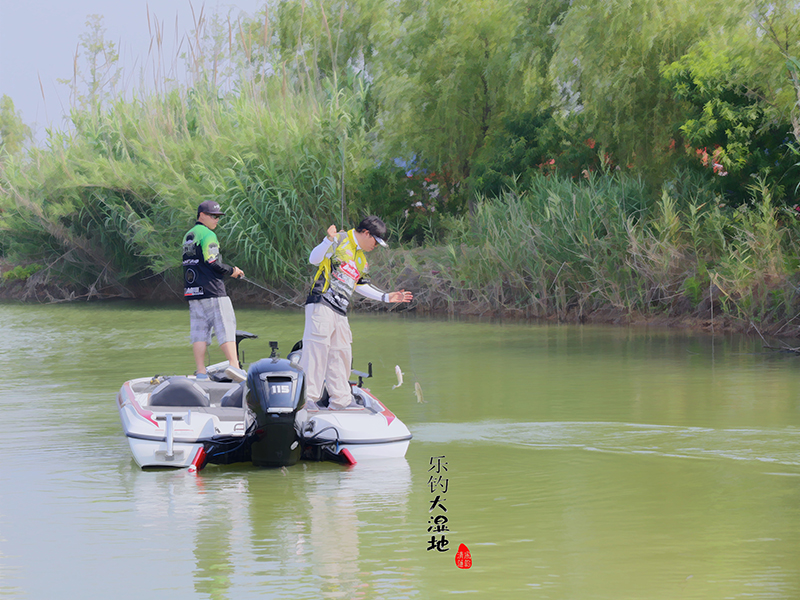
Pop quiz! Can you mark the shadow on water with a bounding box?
[122,459,414,599]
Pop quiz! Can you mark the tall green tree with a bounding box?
[549,0,735,174]
[59,15,121,111]
[274,0,382,86]
[753,0,800,145]
[371,0,531,181]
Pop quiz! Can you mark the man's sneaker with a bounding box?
[305,400,318,411]
[195,372,209,380]
[224,366,247,382]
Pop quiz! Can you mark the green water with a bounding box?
[0,302,798,599]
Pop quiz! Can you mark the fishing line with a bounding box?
[239,276,303,307]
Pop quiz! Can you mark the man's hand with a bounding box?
[326,224,338,241]
[388,290,413,303]
[232,267,244,279]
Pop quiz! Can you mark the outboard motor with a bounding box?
[246,342,305,467]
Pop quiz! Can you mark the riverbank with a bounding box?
[3,262,798,343]
[5,160,800,344]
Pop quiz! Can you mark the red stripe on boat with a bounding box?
[361,389,396,425]
[381,406,396,426]
[121,382,158,426]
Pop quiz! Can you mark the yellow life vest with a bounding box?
[312,229,368,294]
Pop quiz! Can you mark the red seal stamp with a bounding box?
[455,543,472,569]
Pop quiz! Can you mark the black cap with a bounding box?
[197,200,225,216]
[356,216,389,248]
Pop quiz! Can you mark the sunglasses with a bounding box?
[368,231,387,247]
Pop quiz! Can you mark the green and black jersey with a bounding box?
[182,222,234,299]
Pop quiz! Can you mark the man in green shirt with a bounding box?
[182,200,244,379]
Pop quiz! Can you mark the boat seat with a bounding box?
[149,377,210,407]
[220,382,246,408]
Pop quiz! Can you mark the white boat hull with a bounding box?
[117,374,250,469]
[117,357,412,469]
[126,436,204,469]
[340,439,411,461]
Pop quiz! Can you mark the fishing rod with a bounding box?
[340,131,347,230]
[239,276,303,307]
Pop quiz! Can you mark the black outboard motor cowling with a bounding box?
[246,355,305,467]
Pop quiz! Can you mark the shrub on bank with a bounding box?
[1,263,43,283]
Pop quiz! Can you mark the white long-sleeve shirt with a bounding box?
[308,236,388,302]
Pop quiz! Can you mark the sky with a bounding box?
[0,0,267,141]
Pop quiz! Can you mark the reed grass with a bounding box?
[1,62,367,296]
[373,172,800,328]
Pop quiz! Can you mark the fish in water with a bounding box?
[392,365,404,390]
[415,381,426,403]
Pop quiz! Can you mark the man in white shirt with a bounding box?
[300,216,413,409]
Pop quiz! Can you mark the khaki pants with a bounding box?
[299,302,352,408]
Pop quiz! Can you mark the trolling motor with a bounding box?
[235,330,258,365]
[351,362,373,388]
[205,330,257,383]
[246,341,305,467]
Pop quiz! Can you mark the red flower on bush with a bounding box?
[695,146,727,176]
[537,158,556,175]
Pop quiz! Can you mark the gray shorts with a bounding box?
[189,296,237,345]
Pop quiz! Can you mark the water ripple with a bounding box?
[411,421,800,466]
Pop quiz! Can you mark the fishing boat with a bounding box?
[116,334,412,471]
